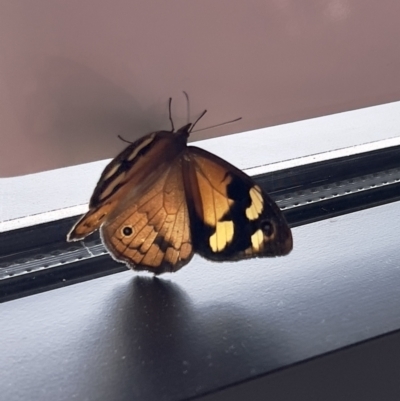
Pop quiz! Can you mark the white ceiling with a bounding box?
[1,0,400,177]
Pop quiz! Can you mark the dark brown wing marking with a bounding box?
[91,133,157,206]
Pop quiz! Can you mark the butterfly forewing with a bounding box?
[183,146,292,261]
[67,129,188,242]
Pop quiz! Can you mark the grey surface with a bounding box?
[1,201,400,400]
[202,329,400,401]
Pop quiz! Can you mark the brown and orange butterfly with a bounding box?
[67,99,292,274]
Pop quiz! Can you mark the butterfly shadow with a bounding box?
[22,56,171,173]
[78,274,291,400]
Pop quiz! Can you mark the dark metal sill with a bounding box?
[1,141,400,302]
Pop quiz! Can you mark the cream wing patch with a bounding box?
[246,186,263,221]
[99,172,127,200]
[209,221,235,252]
[251,228,264,252]
[127,133,156,161]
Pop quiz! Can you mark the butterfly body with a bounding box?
[68,122,292,274]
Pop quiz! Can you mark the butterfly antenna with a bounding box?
[117,134,134,144]
[189,109,208,133]
[168,97,175,132]
[183,91,190,124]
[192,116,242,133]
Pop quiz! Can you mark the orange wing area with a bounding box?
[67,200,115,242]
[100,158,193,273]
[183,147,293,261]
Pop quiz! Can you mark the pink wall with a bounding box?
[1,0,400,176]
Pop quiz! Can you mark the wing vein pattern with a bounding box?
[100,157,193,273]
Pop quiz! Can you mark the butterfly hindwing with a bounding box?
[100,157,194,273]
[183,146,292,261]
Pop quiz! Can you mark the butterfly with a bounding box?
[67,98,292,274]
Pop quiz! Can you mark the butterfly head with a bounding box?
[173,123,192,140]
